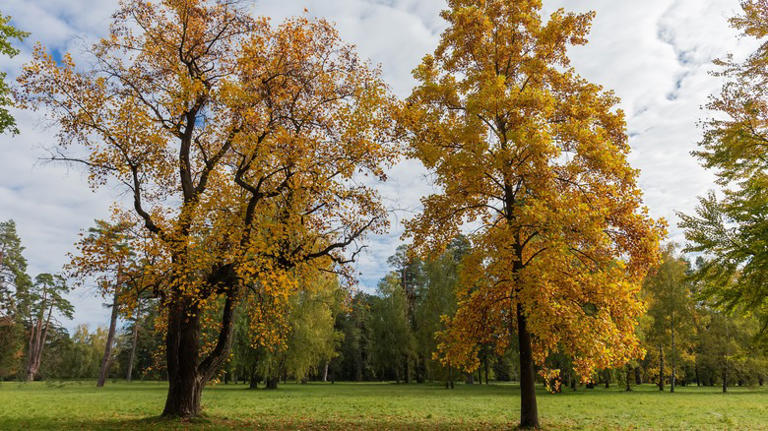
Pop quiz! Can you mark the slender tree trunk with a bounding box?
[670,329,676,393]
[26,303,53,381]
[722,364,727,393]
[516,303,539,429]
[658,345,664,392]
[405,354,411,384]
[97,291,120,387]
[126,303,141,382]
[484,356,489,384]
[695,362,700,386]
[323,362,329,382]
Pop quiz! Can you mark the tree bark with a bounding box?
[162,287,236,418]
[126,303,141,382]
[323,361,329,382]
[97,291,120,387]
[516,303,539,429]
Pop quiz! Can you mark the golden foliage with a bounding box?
[399,0,665,382]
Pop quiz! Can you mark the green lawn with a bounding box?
[1,381,767,430]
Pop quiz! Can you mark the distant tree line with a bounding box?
[2,220,766,392]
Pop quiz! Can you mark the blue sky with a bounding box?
[0,0,759,331]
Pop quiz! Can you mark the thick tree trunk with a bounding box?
[516,303,539,429]
[625,364,632,392]
[162,275,237,418]
[97,291,120,387]
[266,376,279,389]
[126,305,141,382]
[163,301,203,417]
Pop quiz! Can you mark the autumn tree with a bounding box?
[0,13,28,135]
[69,218,157,387]
[17,0,395,417]
[398,1,664,427]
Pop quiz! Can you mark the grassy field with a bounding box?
[1,381,767,430]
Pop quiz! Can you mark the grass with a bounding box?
[1,380,767,430]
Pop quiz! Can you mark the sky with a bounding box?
[0,0,760,331]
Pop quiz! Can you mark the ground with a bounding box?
[0,381,767,430]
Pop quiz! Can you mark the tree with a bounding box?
[17,0,395,417]
[368,274,413,383]
[413,236,467,384]
[24,273,74,381]
[398,1,664,427]
[679,0,768,331]
[642,245,696,392]
[70,219,157,387]
[0,220,32,378]
[0,13,28,135]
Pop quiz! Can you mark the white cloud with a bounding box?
[0,0,756,329]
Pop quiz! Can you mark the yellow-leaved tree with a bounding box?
[398,1,665,427]
[17,0,397,418]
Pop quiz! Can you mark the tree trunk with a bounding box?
[126,304,141,382]
[405,354,411,384]
[658,345,664,391]
[163,301,204,417]
[484,356,489,384]
[26,303,53,381]
[97,291,120,387]
[322,362,329,382]
[266,376,279,389]
[516,303,539,429]
[695,362,700,386]
[625,364,632,392]
[722,365,727,393]
[162,283,237,418]
[670,329,676,393]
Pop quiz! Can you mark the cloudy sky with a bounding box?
[0,0,759,330]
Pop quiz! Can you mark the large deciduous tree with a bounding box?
[679,0,768,331]
[17,0,395,417]
[398,1,664,427]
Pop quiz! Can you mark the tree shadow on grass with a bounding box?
[0,415,522,430]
